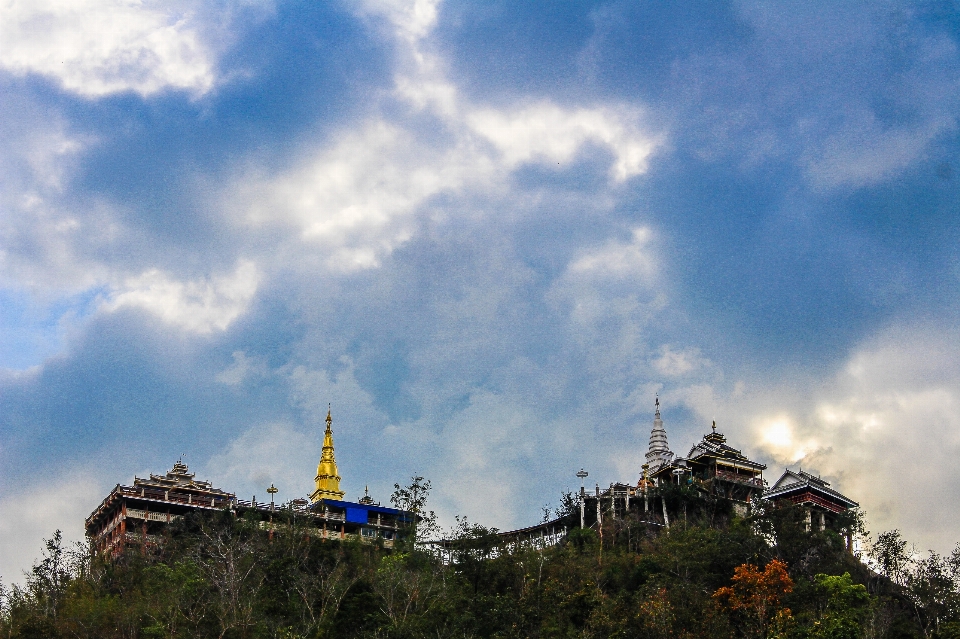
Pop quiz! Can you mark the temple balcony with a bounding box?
[712,468,765,488]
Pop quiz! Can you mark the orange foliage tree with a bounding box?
[714,559,794,639]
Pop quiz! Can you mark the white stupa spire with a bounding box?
[645,395,674,471]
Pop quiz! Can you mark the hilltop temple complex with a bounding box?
[572,397,858,549]
[87,398,859,556]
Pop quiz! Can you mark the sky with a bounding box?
[2,0,960,581]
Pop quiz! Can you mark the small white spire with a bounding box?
[646,396,674,471]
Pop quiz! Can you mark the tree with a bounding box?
[807,572,871,639]
[390,475,439,549]
[638,587,675,639]
[141,560,210,638]
[27,531,73,621]
[869,531,960,638]
[193,514,265,639]
[714,559,794,639]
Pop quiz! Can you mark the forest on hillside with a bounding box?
[2,478,959,639]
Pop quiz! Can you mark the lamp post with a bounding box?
[576,469,588,529]
[267,484,278,541]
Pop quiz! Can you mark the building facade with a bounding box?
[85,460,236,555]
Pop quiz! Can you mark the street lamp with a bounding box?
[576,469,588,529]
[576,468,588,489]
[267,483,278,511]
[267,484,278,541]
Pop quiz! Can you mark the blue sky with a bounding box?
[2,0,960,580]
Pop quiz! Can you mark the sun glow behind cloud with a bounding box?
[755,415,813,464]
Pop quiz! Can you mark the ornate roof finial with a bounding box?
[655,394,660,416]
[326,404,332,430]
[712,420,716,433]
[358,484,374,504]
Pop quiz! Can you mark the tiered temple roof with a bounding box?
[683,423,766,479]
[765,469,858,513]
[133,459,234,498]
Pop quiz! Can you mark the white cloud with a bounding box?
[721,323,960,553]
[230,0,661,273]
[235,97,659,270]
[216,350,266,386]
[756,2,959,190]
[0,0,216,98]
[554,227,665,337]
[286,359,385,426]
[205,421,320,505]
[0,94,105,292]
[426,390,548,530]
[467,103,659,182]
[0,475,101,584]
[801,329,960,549]
[569,228,656,280]
[104,260,259,333]
[355,0,441,44]
[207,359,391,503]
[237,121,493,270]
[806,110,955,189]
[752,414,817,464]
[653,345,708,377]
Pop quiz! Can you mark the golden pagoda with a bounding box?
[310,407,345,502]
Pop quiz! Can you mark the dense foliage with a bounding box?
[2,481,959,639]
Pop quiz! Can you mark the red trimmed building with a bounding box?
[764,468,858,547]
[85,460,235,555]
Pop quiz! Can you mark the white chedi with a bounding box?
[645,398,674,471]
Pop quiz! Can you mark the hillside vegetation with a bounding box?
[1,480,958,639]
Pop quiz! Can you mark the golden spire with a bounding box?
[310,405,345,502]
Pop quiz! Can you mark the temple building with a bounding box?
[765,468,859,546]
[85,460,236,555]
[86,408,411,554]
[664,421,767,504]
[304,408,410,544]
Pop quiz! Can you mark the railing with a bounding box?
[713,469,765,488]
[126,509,182,523]
[114,485,233,509]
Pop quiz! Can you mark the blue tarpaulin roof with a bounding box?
[313,499,412,523]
